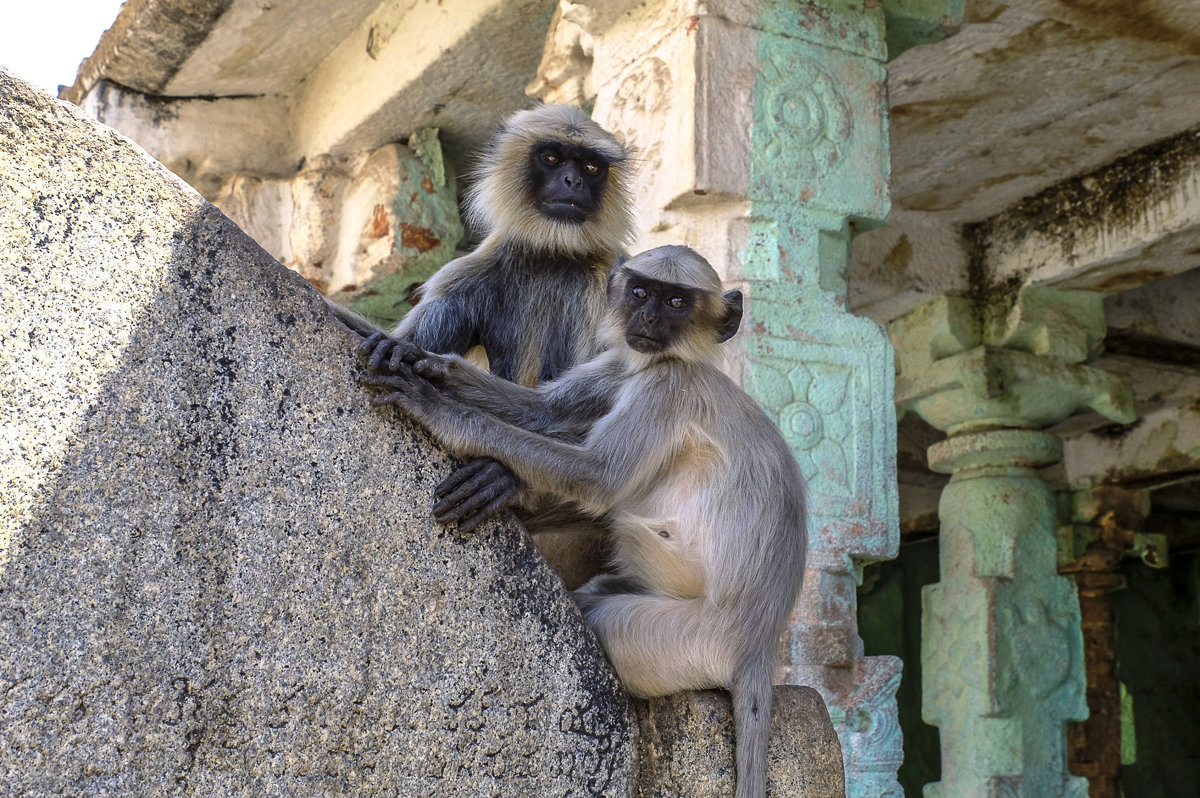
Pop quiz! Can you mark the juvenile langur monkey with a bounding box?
[335,103,635,538]
[365,246,808,798]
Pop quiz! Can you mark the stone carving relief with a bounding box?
[753,54,853,196]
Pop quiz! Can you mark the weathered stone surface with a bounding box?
[0,68,634,796]
[213,132,464,328]
[634,687,845,798]
[70,0,558,175]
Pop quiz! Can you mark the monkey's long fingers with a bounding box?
[455,489,514,533]
[366,336,398,371]
[432,466,498,517]
[433,461,519,531]
[433,457,495,499]
[361,373,415,404]
[388,338,427,372]
[369,391,409,407]
[360,330,388,355]
[362,371,414,390]
[436,480,514,532]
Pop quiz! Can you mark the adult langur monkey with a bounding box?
[364,245,808,798]
[334,104,635,571]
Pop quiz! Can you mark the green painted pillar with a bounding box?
[571,0,915,791]
[891,289,1135,796]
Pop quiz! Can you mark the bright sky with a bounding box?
[1,1,128,95]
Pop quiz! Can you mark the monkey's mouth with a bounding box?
[541,201,588,224]
[626,334,664,353]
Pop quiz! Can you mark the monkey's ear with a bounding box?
[606,256,628,301]
[718,290,743,343]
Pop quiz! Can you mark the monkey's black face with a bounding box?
[529,141,610,224]
[620,269,702,354]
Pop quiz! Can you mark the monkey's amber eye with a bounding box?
[584,162,600,175]
[631,286,648,301]
[668,297,686,309]
[542,152,561,166]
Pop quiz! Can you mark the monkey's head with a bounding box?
[467,104,634,256]
[604,246,743,364]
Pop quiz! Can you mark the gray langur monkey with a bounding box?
[364,245,808,798]
[333,103,635,540]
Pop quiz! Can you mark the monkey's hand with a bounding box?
[362,360,442,411]
[409,352,457,388]
[432,458,521,532]
[361,332,427,373]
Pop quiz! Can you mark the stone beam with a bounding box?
[145,0,384,97]
[60,0,235,101]
[849,209,971,324]
[68,0,557,181]
[1105,266,1200,349]
[78,81,294,198]
[1062,402,1200,490]
[971,127,1200,295]
[62,0,384,101]
[291,0,556,165]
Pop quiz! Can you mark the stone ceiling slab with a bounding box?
[888,4,1200,223]
[163,0,383,96]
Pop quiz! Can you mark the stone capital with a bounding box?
[897,345,1135,435]
[891,289,1135,435]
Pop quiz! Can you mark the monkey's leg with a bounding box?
[583,591,773,798]
[575,594,728,698]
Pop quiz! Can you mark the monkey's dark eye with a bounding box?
[584,162,600,175]
[667,297,686,310]
[631,285,648,301]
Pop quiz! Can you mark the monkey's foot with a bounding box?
[433,457,520,532]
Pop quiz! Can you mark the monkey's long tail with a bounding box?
[731,655,773,798]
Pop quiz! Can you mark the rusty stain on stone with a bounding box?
[369,204,389,239]
[401,224,440,253]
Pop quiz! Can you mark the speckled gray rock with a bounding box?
[0,69,634,797]
[0,68,846,798]
[634,687,846,797]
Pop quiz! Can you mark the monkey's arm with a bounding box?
[365,352,620,529]
[367,365,678,513]
[407,352,617,436]
[358,289,480,371]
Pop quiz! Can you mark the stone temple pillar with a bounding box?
[530,1,905,792]
[890,289,1136,797]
